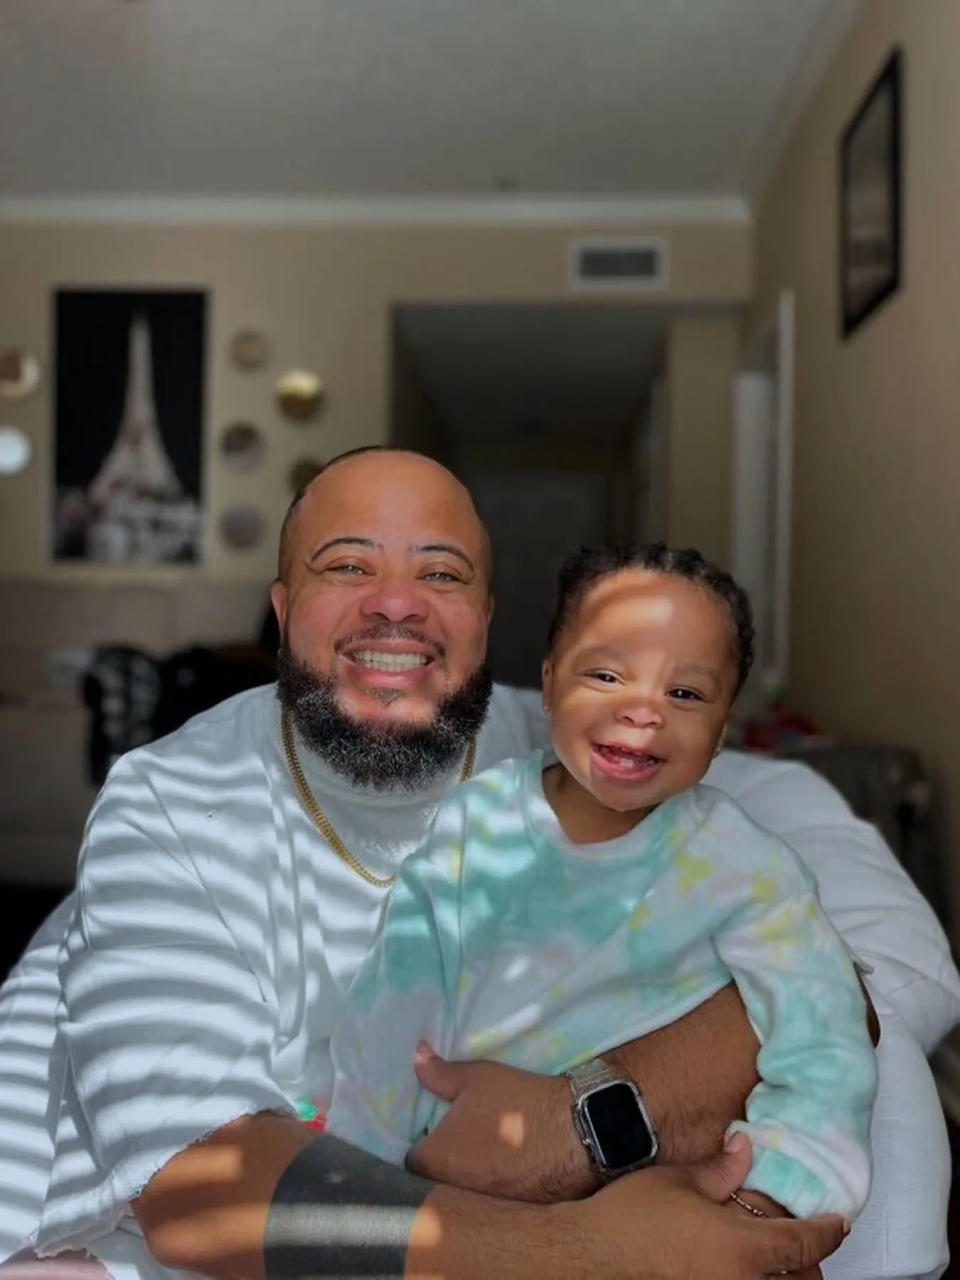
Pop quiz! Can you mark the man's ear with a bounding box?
[269,578,287,637]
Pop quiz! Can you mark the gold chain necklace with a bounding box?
[281,709,476,888]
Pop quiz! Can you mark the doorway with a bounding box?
[391,304,667,687]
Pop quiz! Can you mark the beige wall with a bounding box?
[0,215,750,585]
[0,214,750,882]
[665,312,739,565]
[753,2,960,929]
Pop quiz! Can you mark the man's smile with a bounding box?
[350,649,430,671]
[339,638,442,689]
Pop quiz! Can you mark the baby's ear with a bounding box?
[540,658,553,711]
[713,722,729,758]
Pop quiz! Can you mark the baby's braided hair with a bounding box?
[545,543,755,697]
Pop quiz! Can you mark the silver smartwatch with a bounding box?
[565,1057,659,1178]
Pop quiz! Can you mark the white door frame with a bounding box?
[732,289,795,687]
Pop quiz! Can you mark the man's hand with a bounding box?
[409,1131,848,1279]
[407,1041,597,1201]
[571,1134,843,1280]
[724,1185,824,1277]
[727,1187,788,1219]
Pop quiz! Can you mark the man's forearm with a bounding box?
[606,983,759,1164]
[606,977,877,1166]
[266,1130,848,1280]
[138,1112,847,1280]
[406,986,761,1201]
[266,1132,433,1277]
[266,1133,570,1280]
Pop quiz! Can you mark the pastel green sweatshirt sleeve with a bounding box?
[717,862,878,1220]
[325,793,467,1166]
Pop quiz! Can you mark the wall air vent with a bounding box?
[568,237,668,292]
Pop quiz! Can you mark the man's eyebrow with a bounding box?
[308,536,380,562]
[413,543,475,572]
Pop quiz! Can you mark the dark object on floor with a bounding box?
[0,637,277,985]
[84,642,276,786]
[83,646,162,786]
[0,882,72,985]
[783,742,949,929]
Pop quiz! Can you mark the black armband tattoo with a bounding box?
[265,1133,433,1278]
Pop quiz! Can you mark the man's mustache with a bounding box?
[334,625,445,660]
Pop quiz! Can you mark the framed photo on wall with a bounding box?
[53,288,207,564]
[839,48,903,338]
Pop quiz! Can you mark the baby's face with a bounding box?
[541,569,738,814]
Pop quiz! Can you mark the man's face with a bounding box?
[272,453,493,732]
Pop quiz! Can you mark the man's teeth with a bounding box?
[352,650,429,671]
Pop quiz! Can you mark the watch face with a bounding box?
[583,1081,656,1170]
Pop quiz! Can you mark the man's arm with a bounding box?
[408,978,878,1204]
[612,974,879,1164]
[32,755,297,1253]
[133,1113,847,1280]
[133,1112,314,1276]
[607,982,759,1164]
[403,986,768,1200]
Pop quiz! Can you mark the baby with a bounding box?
[326,543,877,1221]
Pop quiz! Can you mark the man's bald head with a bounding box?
[276,447,492,589]
[271,446,495,784]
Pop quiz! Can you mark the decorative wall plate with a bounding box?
[219,421,265,470]
[230,329,271,371]
[0,349,41,399]
[0,425,31,474]
[276,368,324,422]
[219,504,265,551]
[288,456,324,493]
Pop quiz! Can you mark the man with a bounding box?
[0,448,956,1279]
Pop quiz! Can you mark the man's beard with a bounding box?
[276,644,493,791]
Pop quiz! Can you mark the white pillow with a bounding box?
[705,749,960,1054]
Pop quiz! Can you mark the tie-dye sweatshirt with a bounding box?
[327,749,877,1220]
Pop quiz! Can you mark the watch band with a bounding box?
[566,1056,622,1098]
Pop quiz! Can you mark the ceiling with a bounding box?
[396,303,667,441]
[1,0,859,200]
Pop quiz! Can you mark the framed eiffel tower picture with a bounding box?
[53,288,207,564]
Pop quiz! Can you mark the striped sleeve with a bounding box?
[34,756,292,1254]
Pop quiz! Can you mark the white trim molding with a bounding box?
[0,193,751,228]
